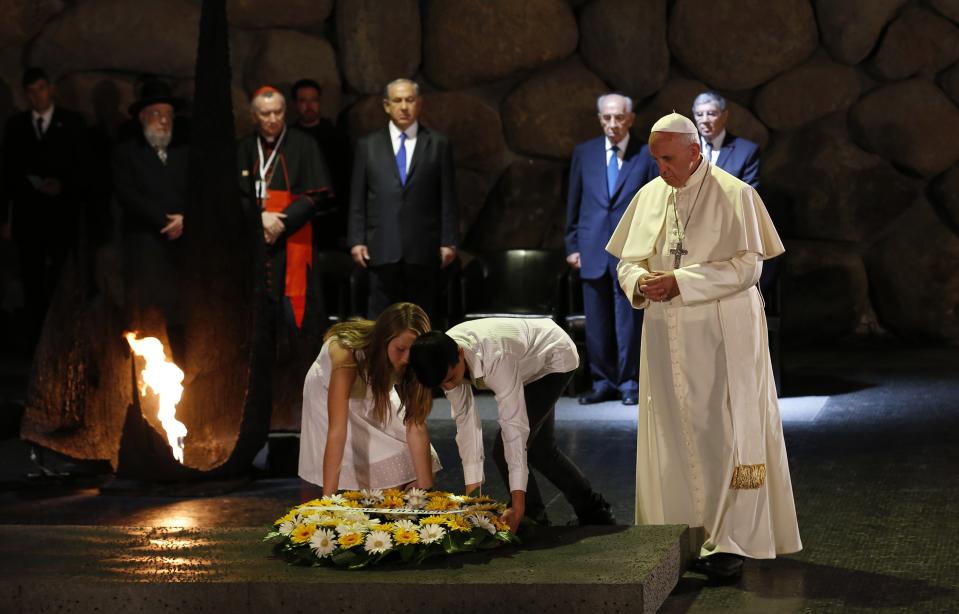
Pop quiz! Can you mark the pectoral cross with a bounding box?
[669,240,688,269]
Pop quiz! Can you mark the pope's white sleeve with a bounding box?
[673,251,762,304]
[616,258,651,309]
[448,384,485,487]
[484,356,530,492]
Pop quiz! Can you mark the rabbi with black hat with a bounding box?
[112,79,189,355]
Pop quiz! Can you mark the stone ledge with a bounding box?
[0,524,691,613]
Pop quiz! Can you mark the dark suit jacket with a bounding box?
[565,136,656,280]
[113,134,188,234]
[348,124,457,267]
[1,106,86,236]
[714,132,760,190]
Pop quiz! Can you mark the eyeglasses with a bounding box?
[146,110,174,121]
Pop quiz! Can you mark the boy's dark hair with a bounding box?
[409,331,460,389]
[22,67,49,88]
[291,78,322,100]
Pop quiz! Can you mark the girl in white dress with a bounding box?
[298,302,440,496]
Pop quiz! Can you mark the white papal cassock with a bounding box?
[607,155,802,559]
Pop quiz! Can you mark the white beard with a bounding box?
[143,127,172,150]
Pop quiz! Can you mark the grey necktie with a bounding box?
[156,148,168,165]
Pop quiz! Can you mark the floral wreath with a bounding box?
[265,488,520,569]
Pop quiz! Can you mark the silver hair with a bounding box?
[597,92,633,113]
[382,78,421,99]
[250,89,286,114]
[692,91,726,112]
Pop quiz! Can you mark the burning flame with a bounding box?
[124,332,188,463]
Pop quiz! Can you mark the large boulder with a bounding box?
[814,0,908,65]
[578,0,668,100]
[940,61,959,106]
[455,169,495,244]
[850,79,959,178]
[867,201,959,343]
[762,122,920,242]
[501,58,608,160]
[344,94,384,142]
[225,0,332,29]
[420,92,509,172]
[929,0,959,24]
[669,0,818,90]
[930,162,959,229]
[422,0,578,90]
[27,0,201,78]
[0,0,64,48]
[55,71,136,127]
[780,240,870,342]
[754,58,860,131]
[634,75,768,149]
[244,29,340,118]
[335,0,420,95]
[466,159,567,251]
[871,7,959,80]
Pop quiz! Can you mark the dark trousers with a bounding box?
[16,226,72,345]
[582,267,643,395]
[492,370,595,521]
[367,261,436,319]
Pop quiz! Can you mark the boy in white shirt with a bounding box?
[409,317,615,532]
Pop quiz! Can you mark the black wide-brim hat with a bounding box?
[128,79,184,116]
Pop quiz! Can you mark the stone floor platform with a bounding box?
[0,524,692,613]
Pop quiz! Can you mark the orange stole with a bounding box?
[264,188,312,328]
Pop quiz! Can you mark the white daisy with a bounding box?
[363,530,393,554]
[419,523,446,544]
[468,514,497,535]
[393,519,418,532]
[309,528,337,558]
[325,494,347,506]
[278,520,296,536]
[360,489,384,506]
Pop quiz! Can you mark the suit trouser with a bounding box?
[582,268,643,395]
[367,261,437,320]
[492,370,595,521]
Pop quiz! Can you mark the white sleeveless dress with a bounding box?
[298,340,442,490]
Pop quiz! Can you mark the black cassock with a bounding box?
[237,127,335,430]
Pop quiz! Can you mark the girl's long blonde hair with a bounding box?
[323,302,432,425]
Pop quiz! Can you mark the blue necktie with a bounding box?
[396,132,407,186]
[607,144,619,198]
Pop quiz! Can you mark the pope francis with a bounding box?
[607,112,801,580]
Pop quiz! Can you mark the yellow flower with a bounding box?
[465,503,500,513]
[341,490,364,500]
[338,532,363,549]
[290,523,317,544]
[382,488,404,499]
[426,497,456,511]
[376,523,395,533]
[338,499,361,508]
[301,498,324,507]
[382,495,405,509]
[393,528,420,545]
[447,515,472,533]
[274,510,296,526]
[493,518,510,532]
[318,517,340,527]
[420,515,450,525]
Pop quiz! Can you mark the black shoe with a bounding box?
[574,492,617,525]
[579,388,619,404]
[621,394,638,405]
[691,553,744,580]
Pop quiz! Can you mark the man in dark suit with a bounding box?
[1,67,86,346]
[112,79,188,355]
[565,93,656,406]
[348,78,457,319]
[692,91,760,189]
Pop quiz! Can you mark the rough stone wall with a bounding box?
[1,0,957,344]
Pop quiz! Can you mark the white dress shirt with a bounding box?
[605,134,630,169]
[701,129,726,164]
[388,120,419,175]
[443,318,579,492]
[32,105,54,138]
